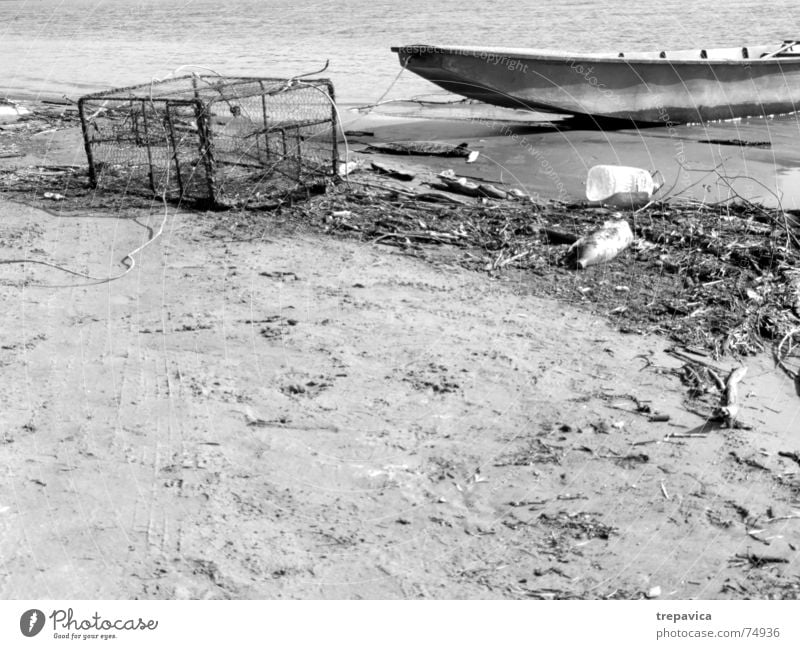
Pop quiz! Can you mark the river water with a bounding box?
[1,0,798,102]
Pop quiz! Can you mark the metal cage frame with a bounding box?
[78,75,339,208]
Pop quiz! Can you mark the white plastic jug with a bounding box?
[585,165,656,202]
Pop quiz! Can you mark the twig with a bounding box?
[343,178,417,197]
[666,347,729,375]
[746,529,771,546]
[371,230,466,246]
[777,450,800,467]
[659,481,670,500]
[497,249,533,268]
[733,552,789,567]
[706,368,726,392]
[664,159,728,201]
[541,228,580,245]
[665,433,708,439]
[764,513,800,523]
[775,327,800,382]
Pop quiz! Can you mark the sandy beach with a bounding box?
[1,97,799,600]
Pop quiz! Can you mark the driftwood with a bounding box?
[775,327,800,384]
[478,184,508,200]
[372,230,466,247]
[715,366,748,426]
[666,348,728,375]
[434,174,511,200]
[370,161,416,181]
[343,179,416,197]
[733,552,789,568]
[452,171,506,185]
[697,138,771,148]
[777,450,800,467]
[789,274,800,318]
[439,176,481,197]
[366,141,472,157]
[412,191,470,205]
[541,228,580,245]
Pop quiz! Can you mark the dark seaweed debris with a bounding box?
[3,160,800,368]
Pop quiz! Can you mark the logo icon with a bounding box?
[20,609,45,637]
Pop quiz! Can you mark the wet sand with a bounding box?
[341,101,800,209]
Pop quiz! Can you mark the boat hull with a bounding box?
[391,45,800,123]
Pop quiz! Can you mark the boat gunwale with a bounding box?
[390,43,800,66]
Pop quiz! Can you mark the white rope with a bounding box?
[0,192,171,288]
[357,58,409,114]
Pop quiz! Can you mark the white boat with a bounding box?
[391,41,800,123]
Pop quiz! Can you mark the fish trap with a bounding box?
[78,76,339,208]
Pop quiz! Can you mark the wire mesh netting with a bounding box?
[78,76,338,208]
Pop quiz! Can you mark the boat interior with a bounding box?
[617,40,800,60]
[396,40,800,65]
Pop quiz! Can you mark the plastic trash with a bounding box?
[569,220,634,269]
[585,165,657,203]
[0,99,30,121]
[602,191,653,209]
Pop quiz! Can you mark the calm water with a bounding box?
[1,0,798,102]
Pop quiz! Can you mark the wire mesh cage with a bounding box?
[78,76,339,208]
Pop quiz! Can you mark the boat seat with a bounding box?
[703,47,748,59]
[759,42,800,57]
[605,44,790,61]
[617,50,663,60]
[658,48,704,60]
[747,45,775,59]
[655,47,741,60]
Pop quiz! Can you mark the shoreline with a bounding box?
[2,96,799,360]
[3,89,800,208]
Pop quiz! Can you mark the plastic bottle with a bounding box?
[570,220,634,269]
[585,165,656,202]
